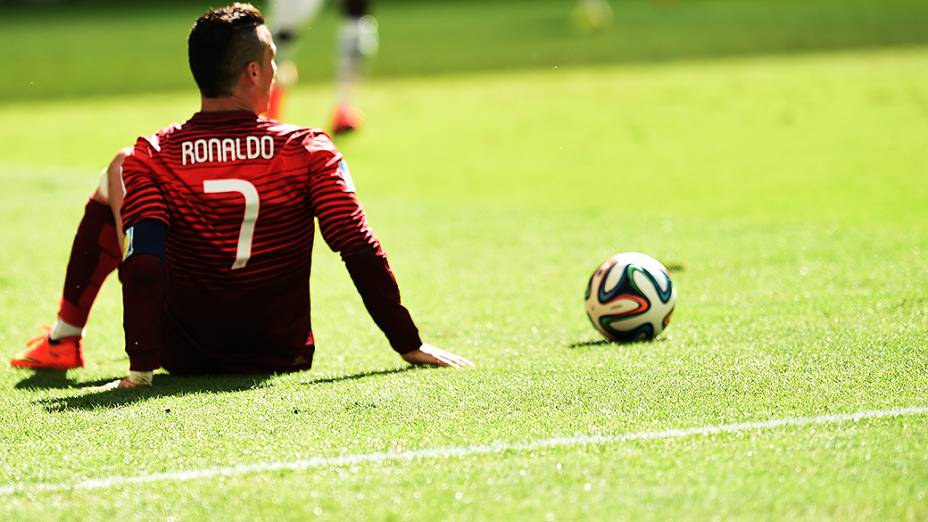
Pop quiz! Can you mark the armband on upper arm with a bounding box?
[123,219,167,260]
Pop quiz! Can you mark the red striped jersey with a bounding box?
[119,110,392,372]
[122,110,376,287]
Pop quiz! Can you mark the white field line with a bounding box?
[2,406,926,496]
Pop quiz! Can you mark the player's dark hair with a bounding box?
[188,3,268,98]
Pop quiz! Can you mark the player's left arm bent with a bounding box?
[101,142,170,389]
[97,220,166,390]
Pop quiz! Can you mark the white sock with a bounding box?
[336,16,378,105]
[50,318,83,341]
[356,15,379,58]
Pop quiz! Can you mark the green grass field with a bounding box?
[1,1,928,520]
[5,0,928,101]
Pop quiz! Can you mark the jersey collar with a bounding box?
[190,110,259,122]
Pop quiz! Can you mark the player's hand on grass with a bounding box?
[97,371,154,390]
[97,378,141,391]
[401,343,474,368]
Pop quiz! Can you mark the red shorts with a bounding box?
[159,272,315,374]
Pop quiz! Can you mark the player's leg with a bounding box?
[332,0,377,134]
[266,0,326,120]
[11,148,130,370]
[55,149,128,337]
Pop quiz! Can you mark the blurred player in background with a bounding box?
[267,0,378,134]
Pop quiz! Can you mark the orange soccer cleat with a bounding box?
[10,327,85,370]
[331,104,363,135]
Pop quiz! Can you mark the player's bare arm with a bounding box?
[101,147,133,252]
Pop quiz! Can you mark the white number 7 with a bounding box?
[203,179,260,270]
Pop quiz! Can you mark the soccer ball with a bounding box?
[584,252,676,342]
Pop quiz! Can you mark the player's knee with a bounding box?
[94,148,131,204]
[109,147,133,172]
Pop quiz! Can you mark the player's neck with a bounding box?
[200,95,258,115]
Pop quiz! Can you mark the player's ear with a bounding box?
[246,61,262,85]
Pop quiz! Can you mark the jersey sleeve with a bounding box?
[121,137,169,230]
[305,132,379,257]
[304,131,422,353]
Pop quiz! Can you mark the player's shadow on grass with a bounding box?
[298,366,421,385]
[37,373,275,412]
[34,366,420,412]
[14,371,85,390]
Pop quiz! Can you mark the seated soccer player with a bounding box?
[11,2,472,386]
[267,0,377,133]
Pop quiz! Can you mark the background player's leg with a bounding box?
[332,0,377,134]
[11,150,128,370]
[267,0,326,120]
